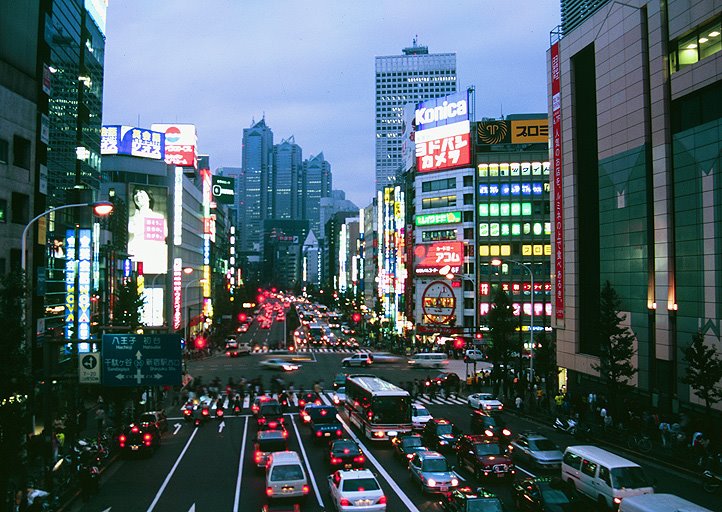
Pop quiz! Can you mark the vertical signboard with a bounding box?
[64,230,76,340]
[415,91,471,173]
[551,41,564,321]
[77,229,92,342]
[172,257,183,331]
[127,184,168,275]
[201,168,212,300]
[173,166,183,246]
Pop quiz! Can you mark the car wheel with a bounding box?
[566,480,576,494]
[597,495,609,511]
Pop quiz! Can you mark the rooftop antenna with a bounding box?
[413,34,418,46]
[500,102,504,119]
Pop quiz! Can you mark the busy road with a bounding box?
[66,302,720,512]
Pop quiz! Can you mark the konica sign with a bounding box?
[415,91,469,131]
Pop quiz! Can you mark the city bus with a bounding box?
[344,374,412,441]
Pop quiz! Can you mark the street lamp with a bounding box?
[491,258,535,382]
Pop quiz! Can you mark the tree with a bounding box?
[592,281,638,418]
[487,288,519,397]
[112,277,144,329]
[682,331,722,421]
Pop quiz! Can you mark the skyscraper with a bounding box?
[302,152,332,236]
[271,136,302,219]
[374,40,457,191]
[240,118,273,250]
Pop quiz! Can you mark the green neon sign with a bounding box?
[415,211,462,226]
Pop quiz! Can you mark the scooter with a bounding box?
[553,416,590,437]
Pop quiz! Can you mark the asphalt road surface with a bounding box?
[67,320,721,511]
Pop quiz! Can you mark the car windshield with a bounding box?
[436,424,454,435]
[270,464,304,482]
[342,477,380,492]
[611,467,651,489]
[422,458,450,472]
[258,438,287,452]
[474,443,501,456]
[467,499,503,512]
[309,407,337,424]
[528,439,557,451]
[333,441,360,455]
[414,407,430,416]
[370,396,411,424]
[479,394,495,400]
[402,437,423,448]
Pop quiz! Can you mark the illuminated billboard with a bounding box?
[476,118,549,145]
[212,176,235,204]
[414,241,464,277]
[151,123,197,168]
[127,184,168,275]
[415,211,461,227]
[415,92,471,173]
[101,125,165,160]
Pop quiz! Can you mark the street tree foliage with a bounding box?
[487,287,519,396]
[113,277,144,329]
[683,331,722,418]
[592,281,638,416]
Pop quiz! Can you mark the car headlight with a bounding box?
[426,478,436,487]
[439,440,448,445]
[451,478,459,486]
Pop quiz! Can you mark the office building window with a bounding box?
[670,19,721,73]
[13,136,31,169]
[11,192,29,224]
[0,139,8,164]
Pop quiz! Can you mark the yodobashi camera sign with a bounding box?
[415,91,469,131]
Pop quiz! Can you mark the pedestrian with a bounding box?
[515,395,523,411]
[95,406,106,433]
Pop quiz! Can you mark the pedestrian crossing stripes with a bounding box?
[250,347,360,354]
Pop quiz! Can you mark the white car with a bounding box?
[225,336,238,349]
[260,358,301,372]
[328,469,386,511]
[341,352,373,367]
[332,386,346,406]
[467,392,504,411]
[411,404,432,430]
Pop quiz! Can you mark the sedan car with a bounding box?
[333,372,347,390]
[259,358,301,371]
[138,410,168,433]
[328,469,386,512]
[455,435,515,480]
[370,352,403,364]
[422,418,462,453]
[412,404,433,430]
[440,486,505,512]
[254,429,288,470]
[391,433,427,461]
[408,450,460,494]
[297,392,321,413]
[509,433,563,470]
[332,387,346,406]
[341,352,373,367]
[118,422,160,457]
[470,410,512,443]
[467,393,504,411]
[328,439,366,470]
[512,477,579,511]
[257,401,285,429]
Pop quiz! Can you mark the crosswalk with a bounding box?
[177,390,468,415]
[251,347,360,354]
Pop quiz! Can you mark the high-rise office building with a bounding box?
[374,40,457,191]
[302,152,332,236]
[551,0,722,410]
[272,136,302,219]
[240,118,273,251]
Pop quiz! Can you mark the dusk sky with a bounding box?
[103,1,561,207]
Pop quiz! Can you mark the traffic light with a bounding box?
[194,336,207,350]
[351,312,362,323]
[238,312,247,323]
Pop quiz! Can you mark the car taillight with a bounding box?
[378,496,387,504]
[279,417,284,423]
[302,484,309,494]
[119,434,126,447]
[258,418,266,424]
[282,430,288,438]
[255,451,262,462]
[183,409,192,416]
[316,431,322,437]
[502,428,511,437]
[202,408,209,416]
[131,426,139,433]
[268,421,278,429]
[266,487,273,497]
[143,433,152,441]
[354,455,365,463]
[339,498,351,506]
[336,429,343,437]
[302,414,310,422]
[217,409,224,417]
[406,453,414,459]
[331,457,342,465]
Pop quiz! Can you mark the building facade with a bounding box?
[271,136,302,220]
[551,0,722,410]
[240,118,273,251]
[374,41,457,192]
[302,152,332,236]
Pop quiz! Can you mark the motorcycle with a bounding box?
[553,416,591,438]
[703,454,722,493]
[278,392,290,411]
[182,402,195,422]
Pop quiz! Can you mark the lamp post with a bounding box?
[491,258,534,382]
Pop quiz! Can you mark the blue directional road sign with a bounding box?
[101,334,182,387]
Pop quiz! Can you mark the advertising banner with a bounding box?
[64,229,76,340]
[212,176,235,204]
[172,258,183,331]
[151,123,197,167]
[127,184,168,275]
[101,125,165,160]
[551,41,564,320]
[77,229,92,341]
[141,287,164,327]
[476,118,549,145]
[415,91,469,131]
[101,334,182,386]
[414,241,464,276]
[417,280,461,326]
[415,211,461,227]
[416,121,471,173]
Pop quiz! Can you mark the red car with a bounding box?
[455,434,515,480]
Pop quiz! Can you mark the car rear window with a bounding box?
[342,477,380,492]
[270,464,304,482]
[260,404,282,415]
[333,441,360,454]
[258,438,287,452]
[309,407,338,424]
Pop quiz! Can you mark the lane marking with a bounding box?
[289,415,324,508]
[335,415,421,512]
[232,417,248,512]
[173,423,182,435]
[146,427,199,512]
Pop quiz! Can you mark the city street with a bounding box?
[65,328,721,512]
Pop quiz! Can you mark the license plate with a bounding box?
[496,472,505,478]
[282,486,294,493]
[344,464,352,469]
[324,432,331,437]
[439,486,448,492]
[131,446,139,451]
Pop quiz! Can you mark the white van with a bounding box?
[561,445,654,509]
[620,493,712,512]
[265,451,309,502]
[408,352,449,369]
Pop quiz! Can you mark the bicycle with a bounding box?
[627,432,653,453]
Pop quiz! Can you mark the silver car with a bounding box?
[408,450,459,494]
[509,432,563,469]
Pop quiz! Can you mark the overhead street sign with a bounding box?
[101,334,182,387]
[79,352,101,384]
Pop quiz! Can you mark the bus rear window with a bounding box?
[371,396,411,424]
